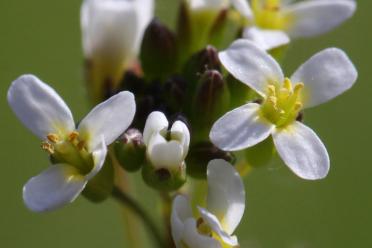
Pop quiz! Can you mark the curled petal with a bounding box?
[284,0,356,38]
[23,164,87,212]
[7,74,74,140]
[207,159,245,234]
[147,133,184,168]
[171,121,190,160]
[143,111,169,146]
[210,103,274,151]
[273,122,330,180]
[171,195,193,247]
[218,39,284,96]
[198,207,238,246]
[86,137,107,180]
[78,91,136,151]
[243,27,290,51]
[182,218,221,248]
[291,48,358,108]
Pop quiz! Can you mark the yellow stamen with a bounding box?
[41,142,54,154]
[77,140,86,151]
[47,133,59,143]
[68,131,79,142]
[260,78,304,127]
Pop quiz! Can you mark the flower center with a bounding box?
[41,131,94,175]
[251,0,289,30]
[260,78,304,127]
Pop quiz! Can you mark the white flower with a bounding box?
[143,111,190,169]
[241,0,356,50]
[210,39,358,180]
[171,159,245,248]
[7,75,136,212]
[81,0,154,81]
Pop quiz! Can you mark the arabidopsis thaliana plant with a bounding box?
[7,75,136,212]
[241,0,356,50]
[171,159,245,248]
[143,111,190,169]
[210,39,357,180]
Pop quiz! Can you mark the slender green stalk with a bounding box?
[160,193,176,248]
[112,186,165,248]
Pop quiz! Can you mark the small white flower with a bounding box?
[210,39,358,180]
[241,0,356,50]
[81,0,154,78]
[143,111,190,169]
[171,159,245,248]
[187,0,252,17]
[7,75,136,212]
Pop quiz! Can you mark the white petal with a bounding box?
[242,27,290,51]
[86,137,108,180]
[182,218,221,248]
[198,207,239,246]
[231,0,253,19]
[219,39,284,96]
[78,91,136,151]
[147,133,184,168]
[291,48,358,108]
[7,75,74,140]
[81,0,154,60]
[284,0,356,38]
[272,122,330,180]
[189,0,229,11]
[23,164,87,212]
[143,111,169,146]
[171,121,190,160]
[171,195,193,247]
[207,159,245,234]
[210,103,274,151]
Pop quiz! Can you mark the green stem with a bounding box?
[160,193,176,248]
[112,186,165,248]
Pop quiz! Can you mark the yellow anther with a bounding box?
[41,142,54,154]
[283,78,292,91]
[68,131,79,142]
[268,96,277,107]
[77,140,86,151]
[267,85,276,96]
[293,83,304,94]
[47,133,59,143]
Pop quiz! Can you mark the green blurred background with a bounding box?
[0,0,370,247]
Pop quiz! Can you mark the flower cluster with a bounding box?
[7,0,358,247]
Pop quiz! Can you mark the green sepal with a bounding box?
[141,161,187,192]
[114,139,146,172]
[82,156,114,203]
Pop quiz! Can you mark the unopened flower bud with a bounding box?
[192,70,230,140]
[186,141,235,179]
[114,129,146,172]
[141,111,190,191]
[140,19,178,80]
[183,45,220,83]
